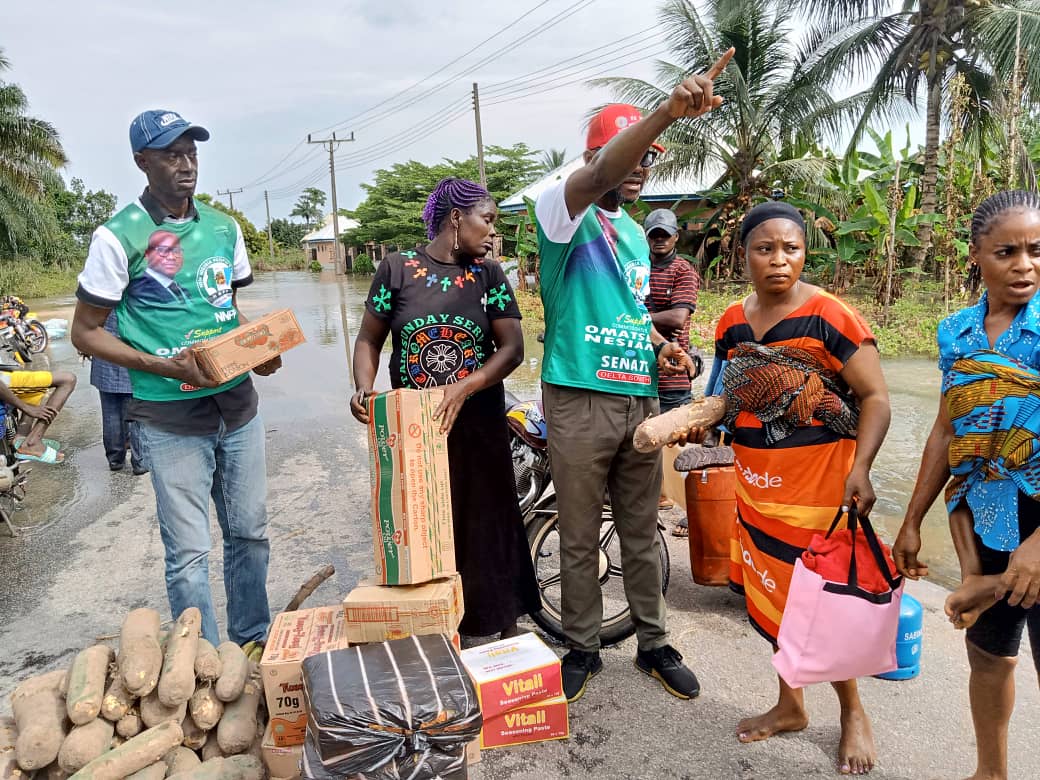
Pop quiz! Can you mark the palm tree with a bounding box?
[0,49,67,255]
[801,0,1040,265]
[592,0,863,277]
[537,148,567,175]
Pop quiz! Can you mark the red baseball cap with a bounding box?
[586,104,666,153]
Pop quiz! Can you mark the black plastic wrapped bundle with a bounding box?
[301,633,481,780]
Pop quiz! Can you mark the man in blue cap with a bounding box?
[71,110,279,651]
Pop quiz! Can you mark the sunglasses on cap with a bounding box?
[589,148,660,168]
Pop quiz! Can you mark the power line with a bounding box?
[241,0,558,190]
[482,32,664,99]
[242,1,668,202]
[340,0,595,138]
[482,26,662,94]
[484,45,671,106]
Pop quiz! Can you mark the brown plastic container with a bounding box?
[684,466,737,586]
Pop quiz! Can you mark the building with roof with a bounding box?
[301,214,360,270]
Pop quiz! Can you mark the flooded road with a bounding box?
[0,270,958,617]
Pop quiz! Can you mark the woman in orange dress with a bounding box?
[703,202,891,775]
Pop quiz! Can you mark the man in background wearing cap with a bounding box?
[534,49,733,703]
[644,208,700,518]
[72,110,280,650]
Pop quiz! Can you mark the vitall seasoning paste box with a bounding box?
[366,388,455,585]
[459,632,563,720]
[478,695,569,749]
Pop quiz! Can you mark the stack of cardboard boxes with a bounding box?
[259,607,352,778]
[461,633,569,750]
[260,388,569,777]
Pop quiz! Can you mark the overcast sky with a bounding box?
[6,0,917,228]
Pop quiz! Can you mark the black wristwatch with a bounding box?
[653,341,666,358]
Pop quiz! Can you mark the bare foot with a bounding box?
[945,575,1002,630]
[838,707,876,775]
[960,772,1006,780]
[736,702,809,743]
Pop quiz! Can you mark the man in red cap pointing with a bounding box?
[534,49,733,703]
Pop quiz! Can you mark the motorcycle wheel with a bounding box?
[25,320,48,354]
[526,500,670,647]
[9,333,31,364]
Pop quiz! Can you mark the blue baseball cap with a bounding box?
[129,110,210,154]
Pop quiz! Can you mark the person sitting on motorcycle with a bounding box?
[0,369,76,464]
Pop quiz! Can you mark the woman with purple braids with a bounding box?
[351,177,541,639]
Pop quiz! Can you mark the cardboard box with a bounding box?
[192,308,305,383]
[260,606,350,747]
[367,388,455,585]
[459,632,563,721]
[261,722,302,779]
[479,695,569,749]
[343,573,464,644]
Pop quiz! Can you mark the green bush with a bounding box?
[309,259,323,273]
[353,253,375,274]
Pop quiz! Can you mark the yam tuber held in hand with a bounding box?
[632,396,726,453]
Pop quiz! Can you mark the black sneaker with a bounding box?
[561,649,602,703]
[635,645,700,699]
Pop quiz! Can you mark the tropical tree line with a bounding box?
[597,0,1040,311]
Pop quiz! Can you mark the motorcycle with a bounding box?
[0,296,48,355]
[0,338,29,536]
[506,389,670,646]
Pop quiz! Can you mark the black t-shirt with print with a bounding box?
[365,248,522,389]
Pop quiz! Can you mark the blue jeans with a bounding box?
[137,415,271,645]
[98,391,144,471]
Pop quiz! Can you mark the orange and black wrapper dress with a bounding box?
[714,291,874,643]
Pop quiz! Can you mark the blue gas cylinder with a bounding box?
[876,593,922,680]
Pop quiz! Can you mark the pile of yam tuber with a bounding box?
[2,607,267,779]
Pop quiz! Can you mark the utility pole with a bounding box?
[217,188,242,210]
[472,82,487,189]
[264,190,275,261]
[307,131,355,274]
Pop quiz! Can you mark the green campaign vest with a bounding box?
[105,199,249,401]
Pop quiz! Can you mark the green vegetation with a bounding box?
[517,284,943,358]
[0,48,67,258]
[270,218,308,248]
[590,0,1040,309]
[0,260,79,299]
[195,193,267,256]
[253,248,308,272]
[515,291,544,329]
[343,144,542,252]
[537,148,567,175]
[595,0,849,278]
[352,253,374,274]
[290,187,326,227]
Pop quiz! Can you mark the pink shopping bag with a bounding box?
[772,504,903,688]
